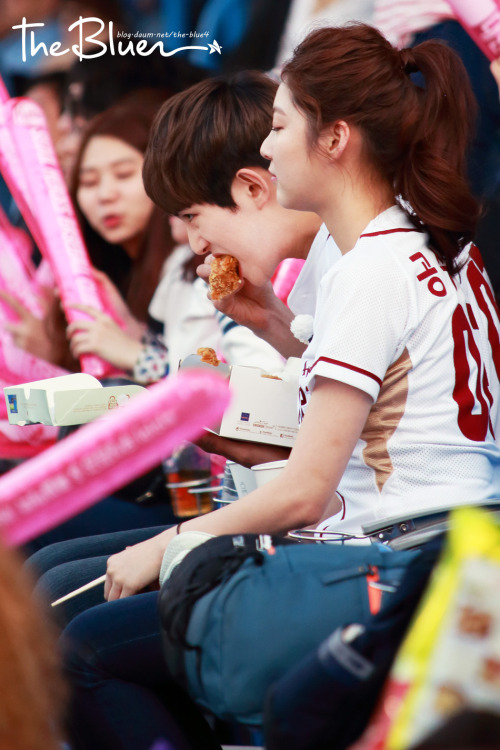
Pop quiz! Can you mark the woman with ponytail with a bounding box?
[230,22,500,535]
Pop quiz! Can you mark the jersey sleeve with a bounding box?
[303,245,414,401]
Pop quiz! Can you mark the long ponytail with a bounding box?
[396,42,479,273]
[283,24,480,273]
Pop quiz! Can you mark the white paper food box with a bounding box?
[4,373,145,427]
[180,356,300,447]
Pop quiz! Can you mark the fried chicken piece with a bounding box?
[197,347,220,366]
[209,255,241,300]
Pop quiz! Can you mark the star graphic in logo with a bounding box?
[208,39,222,54]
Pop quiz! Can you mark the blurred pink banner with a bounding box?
[0,369,230,545]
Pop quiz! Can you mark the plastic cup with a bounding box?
[251,459,288,488]
[166,473,213,516]
[229,462,258,497]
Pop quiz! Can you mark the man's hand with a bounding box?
[104,528,176,600]
[196,431,291,468]
[198,255,304,358]
[197,256,282,335]
[67,304,143,370]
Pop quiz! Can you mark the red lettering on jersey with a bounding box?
[427,276,447,297]
[450,248,500,442]
[466,303,478,329]
[452,304,491,441]
[409,252,447,297]
[469,243,485,271]
[298,386,308,423]
[302,363,312,377]
[466,252,500,380]
[416,262,438,282]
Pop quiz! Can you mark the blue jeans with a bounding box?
[63,592,222,750]
[24,495,176,556]
[29,526,167,623]
[28,527,222,750]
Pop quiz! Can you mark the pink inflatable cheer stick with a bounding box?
[0,379,9,419]
[34,259,55,289]
[271,258,305,305]
[448,0,500,60]
[0,331,68,385]
[0,372,57,454]
[0,295,17,324]
[0,217,43,319]
[0,369,230,545]
[0,427,57,459]
[0,103,46,252]
[0,74,9,104]
[0,284,18,323]
[0,202,35,278]
[0,422,57,444]
[0,371,57,454]
[5,97,116,377]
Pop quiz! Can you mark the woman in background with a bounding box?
[1,90,175,370]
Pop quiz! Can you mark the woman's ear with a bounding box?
[231,167,271,209]
[321,120,350,162]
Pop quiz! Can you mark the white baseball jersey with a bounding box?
[288,223,341,318]
[298,205,500,534]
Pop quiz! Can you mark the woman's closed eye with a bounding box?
[115,169,136,181]
[79,178,99,188]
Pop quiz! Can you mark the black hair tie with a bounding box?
[400,49,419,75]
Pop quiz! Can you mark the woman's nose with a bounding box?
[260,132,272,161]
[96,174,119,202]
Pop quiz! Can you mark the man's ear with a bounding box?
[231,167,271,209]
[320,120,350,161]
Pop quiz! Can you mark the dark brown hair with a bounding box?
[0,543,66,750]
[71,90,174,320]
[282,24,480,274]
[143,71,277,215]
